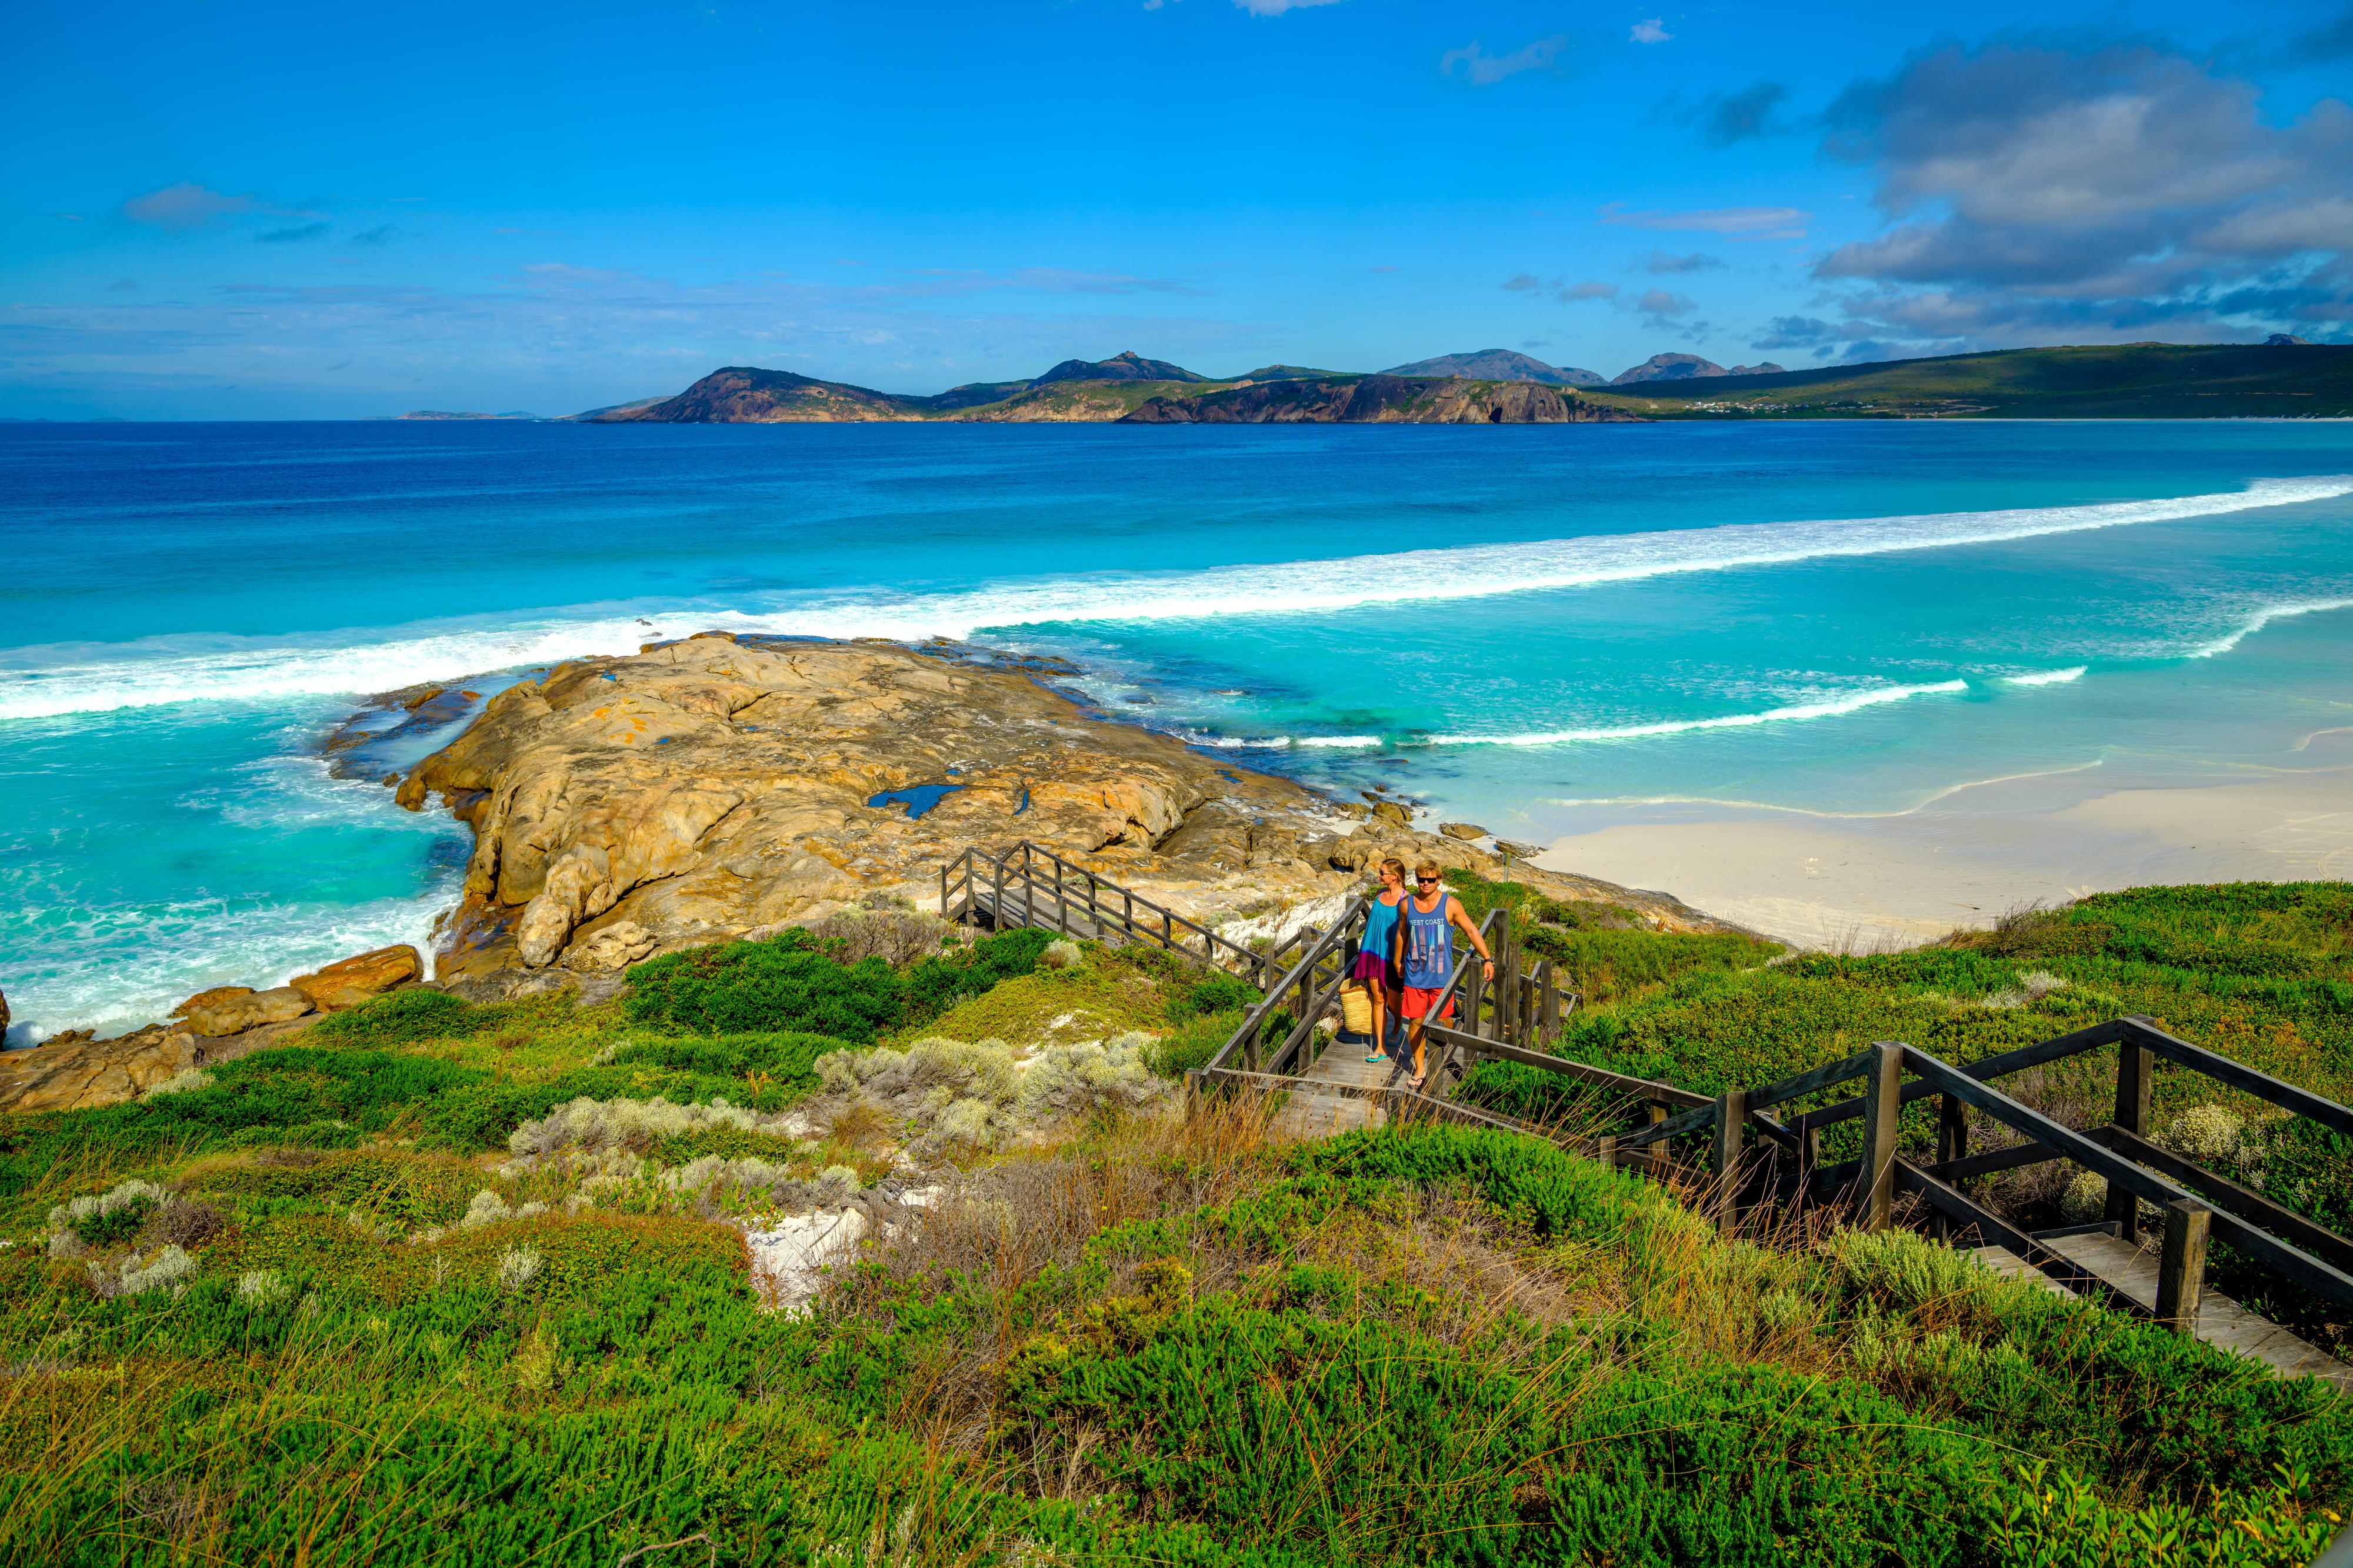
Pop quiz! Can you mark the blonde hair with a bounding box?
[1414,859,1440,879]
[1378,857,1408,882]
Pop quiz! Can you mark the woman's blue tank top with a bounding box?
[1359,892,1404,962]
[1401,892,1455,988]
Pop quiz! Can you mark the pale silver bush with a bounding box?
[2157,1104,2246,1165]
[1019,1032,1168,1123]
[2058,1170,2109,1225]
[459,1190,550,1229]
[48,1177,171,1243]
[1983,970,2068,1009]
[1041,939,1083,971]
[142,1069,214,1099]
[815,1037,1021,1107]
[238,1269,289,1303]
[498,1246,542,1292]
[92,1244,196,1298]
[505,1095,796,1159]
[806,908,955,966]
[660,1155,860,1212]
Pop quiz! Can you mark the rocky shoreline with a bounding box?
[0,633,1739,1113]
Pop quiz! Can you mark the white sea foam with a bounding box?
[2186,598,2353,659]
[2002,666,2088,687]
[1188,732,1382,750]
[2,475,2345,720]
[1427,680,1970,748]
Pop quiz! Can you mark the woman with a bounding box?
[1357,858,1409,1063]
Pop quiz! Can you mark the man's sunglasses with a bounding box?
[1415,875,1441,885]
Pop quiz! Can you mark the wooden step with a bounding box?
[1971,1233,2353,1392]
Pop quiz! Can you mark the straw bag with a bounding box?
[1339,980,1374,1036]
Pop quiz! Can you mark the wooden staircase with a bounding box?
[933,842,2353,1396]
[1180,886,2353,1396]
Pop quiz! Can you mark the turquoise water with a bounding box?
[5,420,2351,1040]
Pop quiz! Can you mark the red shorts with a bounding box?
[1398,986,1454,1021]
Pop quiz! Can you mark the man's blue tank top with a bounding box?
[1401,892,1455,988]
[1360,892,1404,963]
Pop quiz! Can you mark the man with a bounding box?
[1392,860,1495,1091]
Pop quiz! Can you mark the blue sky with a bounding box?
[4,0,2349,418]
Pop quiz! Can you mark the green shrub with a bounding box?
[608,1031,848,1087]
[1169,971,1260,1023]
[901,926,1055,1022]
[304,986,489,1047]
[625,929,906,1040]
[1148,1009,1247,1079]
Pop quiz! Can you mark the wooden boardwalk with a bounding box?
[939,839,2353,1411]
[1973,1234,2353,1393]
[1269,1032,1411,1139]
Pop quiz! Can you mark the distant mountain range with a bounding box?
[1379,349,1604,387]
[565,341,2350,425]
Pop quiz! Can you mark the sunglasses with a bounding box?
[1415,875,1441,885]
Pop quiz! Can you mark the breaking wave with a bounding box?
[2,475,2346,721]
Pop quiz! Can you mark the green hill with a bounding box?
[1583,342,2353,419]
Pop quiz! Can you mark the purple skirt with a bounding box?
[1349,950,1394,986]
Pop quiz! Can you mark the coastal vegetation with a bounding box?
[1,885,2348,1563]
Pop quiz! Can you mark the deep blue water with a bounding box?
[4,419,2350,1039]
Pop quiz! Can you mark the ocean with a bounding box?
[5,418,2351,1042]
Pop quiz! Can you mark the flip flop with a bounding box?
[1365,1050,1388,1063]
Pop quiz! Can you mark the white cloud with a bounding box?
[1630,18,1672,44]
[121,182,254,231]
[1441,34,1569,85]
[1599,203,1809,239]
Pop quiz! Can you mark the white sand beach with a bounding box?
[1537,730,2353,952]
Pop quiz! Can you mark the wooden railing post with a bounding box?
[1932,1093,1967,1241]
[2155,1199,2211,1332]
[1646,1102,1668,1177]
[1538,959,1559,1046]
[2106,1034,2154,1242]
[1712,1087,1748,1232]
[1858,1042,1904,1230]
[1498,908,1518,1044]
[1596,1133,1616,1171]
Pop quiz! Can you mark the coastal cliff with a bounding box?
[386,635,1724,988]
[1121,375,1644,424]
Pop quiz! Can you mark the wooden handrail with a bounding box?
[938,840,1269,980]
[1901,1045,2353,1309]
[2121,1016,2353,1137]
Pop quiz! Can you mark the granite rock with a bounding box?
[0,1025,200,1113]
[179,986,314,1039]
[289,945,423,1011]
[1439,822,1488,841]
[388,636,1728,983]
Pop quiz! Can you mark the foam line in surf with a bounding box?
[2,475,2346,720]
[1427,680,1971,748]
[2003,666,2087,687]
[2187,597,2353,659]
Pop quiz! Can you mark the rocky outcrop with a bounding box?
[391,636,1732,985]
[289,945,424,1010]
[0,1026,201,1113]
[1122,376,1645,425]
[175,986,314,1038]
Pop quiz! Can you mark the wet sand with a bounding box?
[1536,730,2353,952]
